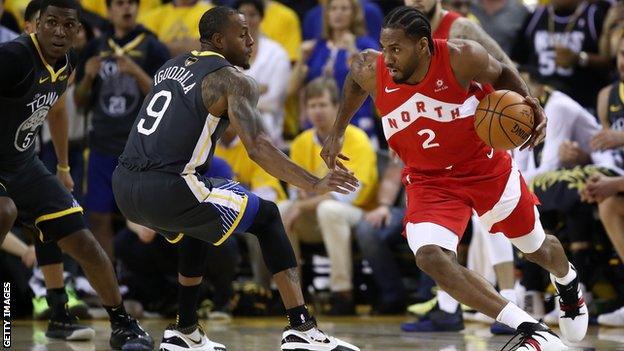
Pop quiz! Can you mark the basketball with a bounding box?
[474,90,535,150]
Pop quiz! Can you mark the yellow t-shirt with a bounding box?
[138,1,213,43]
[215,139,286,202]
[4,0,31,30]
[290,125,377,209]
[260,1,301,62]
[80,0,163,20]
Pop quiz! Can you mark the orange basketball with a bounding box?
[474,90,535,150]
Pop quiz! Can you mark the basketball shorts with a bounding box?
[113,165,259,245]
[85,149,119,213]
[404,158,542,254]
[0,181,8,198]
[0,158,85,242]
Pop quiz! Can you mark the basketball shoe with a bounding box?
[598,305,624,327]
[550,270,588,342]
[159,324,226,351]
[502,322,567,351]
[110,314,154,351]
[281,318,360,351]
[46,314,95,341]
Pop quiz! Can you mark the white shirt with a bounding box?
[244,35,291,146]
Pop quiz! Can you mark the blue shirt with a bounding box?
[302,0,383,41]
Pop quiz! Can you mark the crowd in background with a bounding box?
[1,0,624,331]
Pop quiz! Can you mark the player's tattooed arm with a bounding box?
[449,18,516,70]
[206,68,358,194]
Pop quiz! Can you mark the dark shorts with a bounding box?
[112,165,259,245]
[85,150,119,213]
[0,158,85,242]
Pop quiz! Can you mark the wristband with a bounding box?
[57,164,71,172]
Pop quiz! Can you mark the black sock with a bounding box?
[177,283,201,330]
[570,249,593,289]
[46,288,70,321]
[104,303,129,324]
[286,305,313,329]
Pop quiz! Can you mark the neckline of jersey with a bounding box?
[29,33,68,83]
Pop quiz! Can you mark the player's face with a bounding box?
[306,91,338,131]
[380,28,428,84]
[328,0,353,31]
[222,14,254,69]
[617,38,624,81]
[108,0,138,31]
[238,4,262,36]
[405,0,438,19]
[36,6,80,60]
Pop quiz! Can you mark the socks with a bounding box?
[46,288,69,321]
[104,303,129,324]
[554,263,577,286]
[286,305,313,329]
[496,302,539,329]
[177,283,201,329]
[500,289,517,305]
[437,290,459,314]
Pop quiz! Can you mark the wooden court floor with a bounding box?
[5,317,624,350]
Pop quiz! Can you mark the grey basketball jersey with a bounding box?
[119,51,231,175]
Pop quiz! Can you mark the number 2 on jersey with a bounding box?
[137,90,172,136]
[417,128,440,149]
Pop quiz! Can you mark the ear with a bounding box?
[211,32,225,50]
[418,37,429,52]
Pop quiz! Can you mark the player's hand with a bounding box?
[320,132,348,170]
[115,55,141,77]
[554,46,578,69]
[57,168,75,192]
[84,56,102,80]
[591,129,624,151]
[520,96,547,151]
[559,140,590,167]
[582,173,622,203]
[312,168,359,194]
[364,205,392,229]
[21,245,36,268]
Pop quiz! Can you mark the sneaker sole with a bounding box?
[159,343,226,351]
[46,328,96,341]
[281,343,358,351]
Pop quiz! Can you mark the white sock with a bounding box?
[437,290,459,313]
[496,302,538,329]
[554,263,577,286]
[500,289,517,305]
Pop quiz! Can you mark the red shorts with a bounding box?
[403,155,540,240]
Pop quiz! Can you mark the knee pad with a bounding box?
[35,240,64,266]
[177,236,209,278]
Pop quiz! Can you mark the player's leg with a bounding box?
[34,240,94,340]
[85,150,120,262]
[484,232,518,335]
[159,235,226,351]
[483,174,587,343]
[246,199,360,351]
[596,196,624,327]
[0,187,17,245]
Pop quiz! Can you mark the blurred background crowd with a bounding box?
[1,0,624,332]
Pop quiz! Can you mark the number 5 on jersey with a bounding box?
[138,90,172,136]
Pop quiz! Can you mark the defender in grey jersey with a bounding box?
[113,6,360,351]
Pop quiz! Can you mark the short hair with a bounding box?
[233,0,264,18]
[199,6,239,43]
[39,0,81,19]
[322,0,366,40]
[304,77,340,105]
[24,0,43,21]
[106,0,140,9]
[383,6,434,53]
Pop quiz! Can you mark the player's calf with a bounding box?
[0,197,17,244]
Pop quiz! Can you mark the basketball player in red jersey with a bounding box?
[405,0,520,335]
[322,6,587,350]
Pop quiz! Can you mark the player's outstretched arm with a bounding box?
[321,50,377,169]
[209,68,359,194]
[452,39,545,150]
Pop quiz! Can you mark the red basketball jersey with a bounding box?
[375,39,509,175]
[433,11,461,39]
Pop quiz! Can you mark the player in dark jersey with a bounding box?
[113,6,360,351]
[0,0,153,349]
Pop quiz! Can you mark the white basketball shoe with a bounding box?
[281,318,360,351]
[503,322,567,351]
[550,270,588,342]
[159,324,226,351]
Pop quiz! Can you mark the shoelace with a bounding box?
[500,328,549,351]
[549,290,585,320]
[304,328,330,343]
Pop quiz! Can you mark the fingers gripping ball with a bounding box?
[474,90,535,150]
